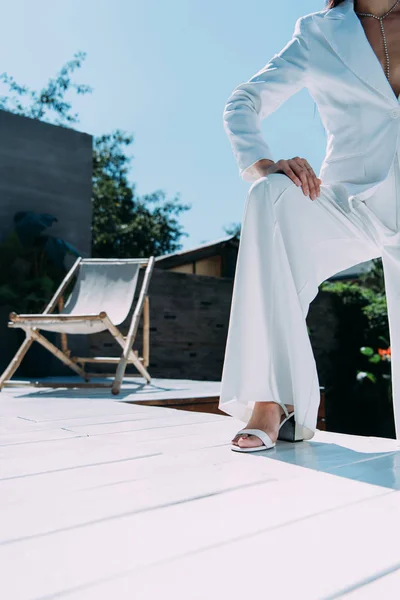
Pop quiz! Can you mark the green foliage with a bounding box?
[320,261,389,348]
[366,352,382,364]
[92,132,190,258]
[0,212,80,314]
[358,257,385,292]
[320,257,391,406]
[0,52,92,126]
[360,346,375,357]
[224,222,241,237]
[0,53,190,257]
[358,342,391,386]
[356,370,377,384]
[320,280,371,380]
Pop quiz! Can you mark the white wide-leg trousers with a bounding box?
[219,153,400,441]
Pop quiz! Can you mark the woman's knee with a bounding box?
[248,173,299,207]
[265,173,300,199]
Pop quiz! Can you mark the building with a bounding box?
[154,233,373,282]
[154,235,239,278]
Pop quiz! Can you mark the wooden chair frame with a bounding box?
[0,256,155,395]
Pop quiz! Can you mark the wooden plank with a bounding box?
[63,489,400,600]
[0,408,175,433]
[266,440,398,472]
[0,458,317,543]
[0,442,314,506]
[0,428,86,446]
[0,419,239,480]
[2,383,400,600]
[63,411,225,436]
[336,569,400,599]
[0,399,149,421]
[0,475,392,599]
[0,377,222,409]
[328,452,400,488]
[0,377,326,428]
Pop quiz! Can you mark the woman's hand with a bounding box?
[257,157,322,200]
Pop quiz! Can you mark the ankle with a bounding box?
[253,401,284,418]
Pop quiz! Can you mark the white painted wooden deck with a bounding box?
[2,379,400,599]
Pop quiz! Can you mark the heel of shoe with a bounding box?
[277,414,304,443]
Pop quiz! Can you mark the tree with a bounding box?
[92,131,190,257]
[0,52,92,126]
[0,212,80,313]
[0,52,190,257]
[223,222,241,237]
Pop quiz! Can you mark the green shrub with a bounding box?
[0,212,80,314]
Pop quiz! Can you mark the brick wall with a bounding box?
[90,268,339,386]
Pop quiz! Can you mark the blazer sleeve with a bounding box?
[222,16,310,182]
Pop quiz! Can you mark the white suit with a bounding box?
[218,0,400,441]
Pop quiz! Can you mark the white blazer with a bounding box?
[223,0,400,200]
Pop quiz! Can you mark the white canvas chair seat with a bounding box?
[0,256,155,395]
[32,260,141,334]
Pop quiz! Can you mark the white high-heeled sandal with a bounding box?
[231,403,304,453]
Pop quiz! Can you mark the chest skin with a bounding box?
[357,10,400,97]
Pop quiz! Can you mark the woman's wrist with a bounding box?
[254,158,275,176]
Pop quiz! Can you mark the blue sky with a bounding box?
[0,0,328,251]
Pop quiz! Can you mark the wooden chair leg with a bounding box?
[30,330,90,381]
[101,316,151,395]
[0,335,34,390]
[110,262,154,394]
[111,330,151,394]
[143,295,150,368]
[112,350,151,395]
[58,295,70,357]
[110,257,154,393]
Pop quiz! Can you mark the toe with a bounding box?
[232,433,249,445]
[237,435,263,448]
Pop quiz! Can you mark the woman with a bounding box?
[219,0,400,452]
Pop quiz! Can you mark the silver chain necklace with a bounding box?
[355,0,400,82]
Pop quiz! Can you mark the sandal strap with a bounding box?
[279,403,290,419]
[236,428,275,449]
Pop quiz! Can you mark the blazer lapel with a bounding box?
[315,0,396,103]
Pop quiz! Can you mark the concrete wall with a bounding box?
[0,110,93,376]
[0,110,93,255]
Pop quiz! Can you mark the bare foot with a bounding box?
[231,402,294,448]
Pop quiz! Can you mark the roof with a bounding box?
[329,260,373,280]
[154,234,373,279]
[154,234,239,269]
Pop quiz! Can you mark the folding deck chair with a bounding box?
[0,256,155,395]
